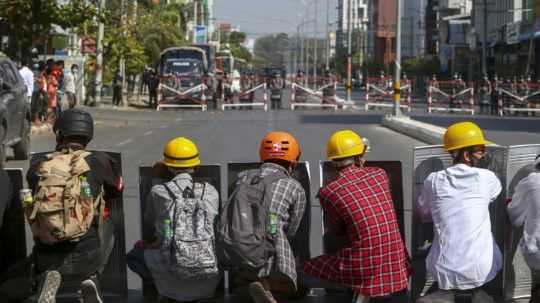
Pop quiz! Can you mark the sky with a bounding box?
[214,0,337,38]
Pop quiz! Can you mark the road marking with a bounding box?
[175,117,182,122]
[143,131,153,136]
[116,139,133,146]
[159,125,167,129]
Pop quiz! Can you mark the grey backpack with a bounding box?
[216,169,287,270]
[162,180,218,280]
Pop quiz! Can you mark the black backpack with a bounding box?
[216,169,287,270]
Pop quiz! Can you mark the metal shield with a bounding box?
[0,169,27,275]
[503,144,540,300]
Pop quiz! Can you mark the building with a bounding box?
[369,0,397,66]
[402,0,427,58]
[336,0,369,65]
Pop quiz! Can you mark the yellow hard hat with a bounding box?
[444,121,488,152]
[327,130,367,161]
[163,137,201,168]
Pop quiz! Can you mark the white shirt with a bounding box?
[508,172,540,270]
[18,66,34,97]
[64,70,76,93]
[416,164,503,290]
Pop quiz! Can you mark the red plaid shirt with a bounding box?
[303,166,411,297]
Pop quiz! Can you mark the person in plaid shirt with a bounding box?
[241,131,307,303]
[302,130,411,302]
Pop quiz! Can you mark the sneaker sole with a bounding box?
[37,271,62,303]
[80,279,103,303]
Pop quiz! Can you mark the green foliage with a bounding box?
[402,56,441,77]
[253,33,289,68]
[0,0,97,59]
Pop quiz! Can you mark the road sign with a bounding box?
[506,22,521,45]
[195,26,207,44]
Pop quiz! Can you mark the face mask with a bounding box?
[471,152,491,169]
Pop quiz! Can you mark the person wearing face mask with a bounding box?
[415,121,502,303]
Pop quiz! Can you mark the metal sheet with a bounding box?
[31,151,128,302]
[319,161,405,248]
[411,145,507,299]
[0,169,27,275]
[226,162,312,261]
[503,144,540,300]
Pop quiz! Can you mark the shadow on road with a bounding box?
[299,114,383,124]
[413,115,540,133]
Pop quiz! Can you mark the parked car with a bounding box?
[0,54,31,166]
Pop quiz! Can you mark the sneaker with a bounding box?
[80,278,103,303]
[37,270,62,303]
[248,282,277,303]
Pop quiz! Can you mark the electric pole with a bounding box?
[346,0,352,103]
[393,0,402,116]
[94,0,105,107]
[193,0,198,43]
[326,0,330,71]
[482,0,487,76]
[313,0,318,88]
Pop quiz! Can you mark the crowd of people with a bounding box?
[0,108,539,303]
[20,59,80,125]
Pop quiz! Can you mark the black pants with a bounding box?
[0,220,115,302]
[112,86,122,106]
[149,90,158,108]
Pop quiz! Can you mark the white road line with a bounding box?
[175,117,182,122]
[116,139,133,146]
[159,125,167,129]
[143,131,153,136]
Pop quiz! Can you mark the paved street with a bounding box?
[5,99,540,302]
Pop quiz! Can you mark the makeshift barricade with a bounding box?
[364,77,412,112]
[497,82,540,116]
[157,75,209,111]
[221,78,268,111]
[290,77,338,110]
[427,80,475,114]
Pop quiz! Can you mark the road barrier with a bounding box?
[427,80,475,114]
[411,145,512,300]
[365,77,412,112]
[290,77,338,110]
[157,75,209,111]
[221,79,268,111]
[497,82,540,116]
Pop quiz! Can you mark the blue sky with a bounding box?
[214,0,337,38]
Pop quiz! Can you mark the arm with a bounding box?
[486,171,502,202]
[508,176,538,227]
[285,186,307,240]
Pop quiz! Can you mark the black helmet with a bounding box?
[53,109,94,142]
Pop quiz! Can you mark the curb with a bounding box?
[381,115,445,145]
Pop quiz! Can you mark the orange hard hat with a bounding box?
[259,131,301,163]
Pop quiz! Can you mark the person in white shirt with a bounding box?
[18,60,34,102]
[416,121,502,303]
[507,155,540,302]
[64,64,78,109]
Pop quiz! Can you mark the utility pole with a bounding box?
[346,0,352,103]
[313,0,318,88]
[393,0,403,116]
[193,0,198,43]
[482,0,487,76]
[325,0,330,70]
[120,0,127,106]
[94,0,105,107]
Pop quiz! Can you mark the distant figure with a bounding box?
[64,64,79,109]
[112,72,123,106]
[147,71,159,109]
[18,59,34,103]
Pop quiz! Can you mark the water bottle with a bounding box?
[80,176,92,199]
[267,213,278,235]
[164,218,172,240]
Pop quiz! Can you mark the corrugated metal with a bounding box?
[503,144,540,300]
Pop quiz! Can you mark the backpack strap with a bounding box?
[96,188,106,242]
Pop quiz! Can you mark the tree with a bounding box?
[253,33,289,68]
[0,0,97,60]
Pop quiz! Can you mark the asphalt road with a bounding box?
[4,91,539,302]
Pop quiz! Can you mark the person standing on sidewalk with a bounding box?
[302,130,412,303]
[112,71,123,106]
[46,67,58,122]
[147,70,159,109]
[507,155,540,302]
[415,121,502,303]
[64,64,78,109]
[19,59,34,104]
